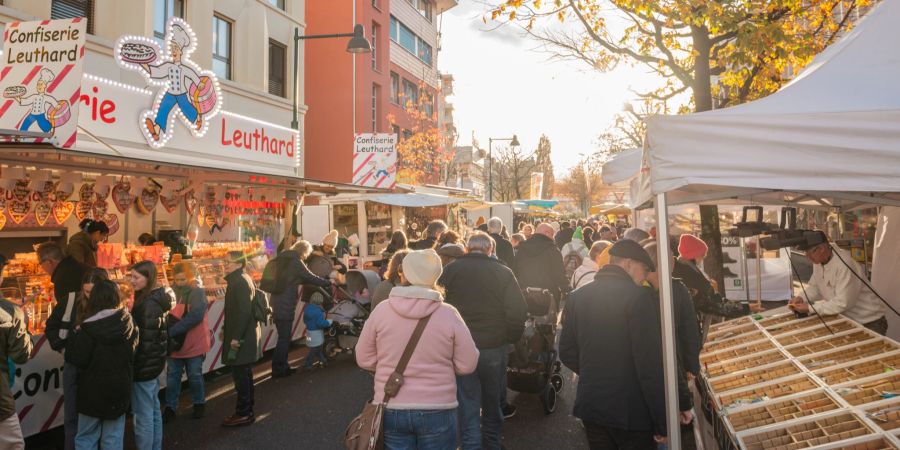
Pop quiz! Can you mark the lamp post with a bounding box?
[486,135,520,203]
[291,24,372,130]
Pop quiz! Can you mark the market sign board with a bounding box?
[529,172,544,199]
[353,133,397,188]
[0,18,87,148]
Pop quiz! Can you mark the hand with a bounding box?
[680,410,694,425]
[789,297,810,314]
[653,435,667,444]
[749,301,765,313]
[230,339,240,350]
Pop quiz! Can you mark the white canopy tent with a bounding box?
[637,1,900,446]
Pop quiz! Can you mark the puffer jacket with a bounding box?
[271,251,330,320]
[513,234,570,300]
[132,287,173,382]
[66,231,98,267]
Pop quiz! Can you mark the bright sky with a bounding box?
[438,2,663,176]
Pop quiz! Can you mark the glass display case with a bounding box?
[333,204,360,241]
[366,202,393,257]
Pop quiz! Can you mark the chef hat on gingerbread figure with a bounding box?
[170,23,191,49]
[38,68,55,84]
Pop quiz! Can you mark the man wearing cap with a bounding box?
[560,240,667,448]
[790,234,887,334]
[0,254,33,450]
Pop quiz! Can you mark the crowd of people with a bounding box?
[0,213,887,450]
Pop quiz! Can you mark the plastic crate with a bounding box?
[802,341,900,371]
[839,376,900,406]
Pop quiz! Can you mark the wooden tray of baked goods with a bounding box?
[710,361,804,394]
[775,319,858,346]
[703,330,770,354]
[702,339,779,365]
[717,374,821,410]
[726,390,844,433]
[738,411,877,449]
[817,353,900,386]
[784,330,880,358]
[706,350,788,378]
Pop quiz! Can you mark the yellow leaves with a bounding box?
[509,11,517,20]
[534,0,543,8]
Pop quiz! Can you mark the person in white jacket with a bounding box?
[571,240,613,290]
[789,233,886,334]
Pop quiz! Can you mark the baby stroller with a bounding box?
[302,269,380,360]
[507,287,564,414]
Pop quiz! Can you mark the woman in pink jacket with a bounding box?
[356,249,479,450]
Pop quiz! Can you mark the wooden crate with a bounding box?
[817,354,900,385]
[710,361,802,393]
[864,402,900,432]
[775,320,857,345]
[741,413,875,450]
[708,316,752,334]
[840,437,900,449]
[708,322,759,343]
[701,330,768,355]
[718,375,819,409]
[785,331,877,358]
[701,339,777,365]
[839,376,900,406]
[726,391,841,432]
[802,341,900,371]
[758,313,803,329]
[767,315,846,336]
[706,350,787,378]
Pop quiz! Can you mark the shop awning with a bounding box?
[369,193,470,207]
[515,199,558,209]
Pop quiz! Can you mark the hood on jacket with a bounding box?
[70,231,97,251]
[145,287,174,313]
[564,239,588,253]
[517,234,556,258]
[82,308,135,344]
[387,286,444,319]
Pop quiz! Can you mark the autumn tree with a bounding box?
[556,155,603,216]
[485,144,537,202]
[390,82,453,185]
[534,134,555,199]
[488,0,869,112]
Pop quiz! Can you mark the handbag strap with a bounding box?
[383,314,433,402]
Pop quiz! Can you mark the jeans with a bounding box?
[64,362,78,450]
[74,414,125,450]
[583,422,655,450]
[154,93,198,129]
[384,408,457,450]
[272,319,294,375]
[304,345,325,368]
[165,356,206,409]
[21,113,53,132]
[131,379,162,450]
[457,345,507,450]
[231,363,255,417]
[0,414,25,450]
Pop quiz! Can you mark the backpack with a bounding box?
[259,258,278,293]
[251,287,273,325]
[563,252,583,284]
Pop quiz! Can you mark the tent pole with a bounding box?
[655,192,681,449]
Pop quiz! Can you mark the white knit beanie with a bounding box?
[322,229,338,247]
[402,249,443,287]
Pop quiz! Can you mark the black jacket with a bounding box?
[65,308,138,420]
[272,251,330,320]
[489,233,515,267]
[45,256,89,352]
[223,269,262,366]
[673,280,701,376]
[555,227,574,250]
[132,287,173,382]
[673,259,747,318]
[560,265,666,436]
[438,253,527,349]
[513,234,569,299]
[409,237,437,250]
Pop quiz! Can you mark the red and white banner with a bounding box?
[353,133,397,188]
[0,18,87,148]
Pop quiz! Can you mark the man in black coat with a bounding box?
[409,220,448,250]
[554,221,574,250]
[486,217,515,267]
[439,232,527,450]
[38,242,88,450]
[513,223,570,303]
[560,239,667,449]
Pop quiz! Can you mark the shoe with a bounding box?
[722,252,738,264]
[162,407,176,424]
[144,118,160,141]
[192,404,205,419]
[272,367,297,378]
[221,414,255,427]
[722,267,739,278]
[502,404,517,419]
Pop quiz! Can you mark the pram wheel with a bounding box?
[541,383,557,415]
[324,339,341,360]
[550,373,564,394]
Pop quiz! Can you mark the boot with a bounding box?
[722,266,739,278]
[722,252,738,264]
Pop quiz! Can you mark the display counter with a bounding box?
[700,309,900,449]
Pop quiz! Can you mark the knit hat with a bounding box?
[572,226,583,241]
[437,243,466,259]
[678,234,708,260]
[609,239,655,271]
[402,249,443,287]
[323,229,339,247]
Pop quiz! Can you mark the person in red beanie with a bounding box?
[677,234,708,262]
[673,234,748,324]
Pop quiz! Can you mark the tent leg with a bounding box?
[655,192,682,449]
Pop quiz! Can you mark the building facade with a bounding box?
[305,0,456,184]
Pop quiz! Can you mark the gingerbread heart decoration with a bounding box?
[12,180,30,201]
[75,201,93,221]
[33,201,52,226]
[184,191,198,216]
[0,212,5,231]
[160,194,179,213]
[205,213,216,228]
[135,188,159,215]
[104,214,120,236]
[79,183,95,202]
[0,188,6,211]
[93,200,109,218]
[112,182,134,214]
[7,199,30,224]
[35,181,56,202]
[53,201,75,224]
[94,184,110,201]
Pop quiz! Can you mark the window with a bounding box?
[267,0,285,10]
[405,0,432,21]
[390,72,400,104]
[389,16,433,66]
[423,91,434,117]
[153,0,184,41]
[212,14,232,80]
[371,22,380,71]
[402,79,418,108]
[268,40,286,97]
[372,84,381,132]
[52,0,94,34]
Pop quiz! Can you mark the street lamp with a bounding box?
[291,24,372,130]
[486,134,520,203]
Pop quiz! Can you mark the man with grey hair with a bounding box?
[410,220,448,250]
[622,227,651,243]
[487,217,515,267]
[439,232,527,449]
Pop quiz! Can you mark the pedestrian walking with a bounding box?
[164,262,211,422]
[39,242,89,450]
[513,223,570,315]
[561,226,591,282]
[221,251,262,427]
[438,230,462,248]
[598,225,618,242]
[356,249,479,450]
[302,294,332,369]
[622,227,651,243]
[67,219,109,268]
[410,220,448,250]
[377,231,408,279]
[439,233,528,450]
[571,240,612,290]
[560,240,667,449]
[521,224,534,240]
[487,217,515,267]
[0,254,32,450]
[130,261,172,450]
[582,226,595,249]
[269,241,331,378]
[554,221,574,250]
[372,250,410,309]
[436,243,466,267]
[68,280,138,450]
[510,233,525,251]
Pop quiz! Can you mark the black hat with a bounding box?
[609,239,656,271]
[795,230,829,251]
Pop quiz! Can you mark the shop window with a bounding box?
[332,204,359,242]
[390,72,400,104]
[267,0,285,10]
[51,0,95,34]
[371,22,380,71]
[366,203,393,257]
[212,14,232,80]
[268,39,286,97]
[372,84,381,132]
[153,0,184,41]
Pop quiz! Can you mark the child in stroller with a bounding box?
[507,287,565,414]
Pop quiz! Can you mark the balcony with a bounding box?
[435,0,459,13]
